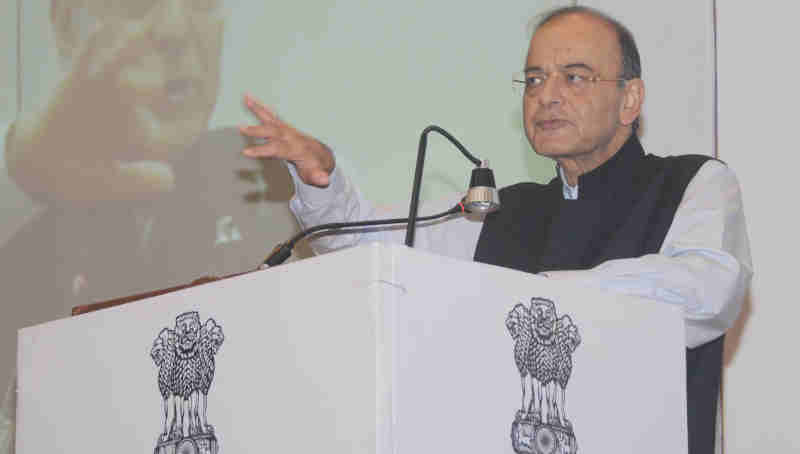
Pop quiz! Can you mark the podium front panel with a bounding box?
[382,245,687,454]
[17,246,385,454]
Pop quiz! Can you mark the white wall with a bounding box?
[582,0,716,159]
[717,2,800,452]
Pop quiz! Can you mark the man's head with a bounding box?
[521,6,644,172]
[50,0,225,159]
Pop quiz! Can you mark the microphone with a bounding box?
[404,126,500,247]
[464,160,500,214]
[260,125,499,268]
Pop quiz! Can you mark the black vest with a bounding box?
[475,135,721,454]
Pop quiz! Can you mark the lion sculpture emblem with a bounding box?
[151,311,224,454]
[506,297,581,454]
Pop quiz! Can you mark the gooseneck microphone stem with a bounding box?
[404,126,481,247]
[262,204,463,267]
[262,125,497,267]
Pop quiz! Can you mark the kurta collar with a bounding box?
[554,134,645,200]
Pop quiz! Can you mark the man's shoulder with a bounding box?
[645,152,721,169]
[642,152,722,183]
[632,153,730,204]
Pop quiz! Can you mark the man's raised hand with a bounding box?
[240,95,335,188]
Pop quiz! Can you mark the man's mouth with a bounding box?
[536,119,569,130]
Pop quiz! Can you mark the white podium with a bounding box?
[16,243,687,454]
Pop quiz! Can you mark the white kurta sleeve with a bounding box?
[544,160,753,348]
[287,158,483,262]
[287,161,399,254]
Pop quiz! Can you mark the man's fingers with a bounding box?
[242,142,284,159]
[239,94,335,187]
[242,140,306,163]
[244,94,280,124]
[239,124,280,139]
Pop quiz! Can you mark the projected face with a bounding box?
[522,13,628,162]
[53,0,225,160]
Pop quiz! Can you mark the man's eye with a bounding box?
[566,73,586,84]
[526,76,544,87]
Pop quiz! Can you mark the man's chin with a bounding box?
[532,142,580,158]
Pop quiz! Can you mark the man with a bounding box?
[240,6,752,454]
[0,2,299,452]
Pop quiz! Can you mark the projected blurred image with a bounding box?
[1,0,298,311]
[0,3,309,450]
[11,0,225,201]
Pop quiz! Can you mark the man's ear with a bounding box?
[620,78,644,127]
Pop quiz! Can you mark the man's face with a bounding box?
[78,0,225,159]
[522,13,627,160]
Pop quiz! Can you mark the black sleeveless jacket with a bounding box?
[475,135,721,454]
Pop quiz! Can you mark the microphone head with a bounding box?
[464,162,500,214]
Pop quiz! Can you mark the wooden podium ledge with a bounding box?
[71,270,255,316]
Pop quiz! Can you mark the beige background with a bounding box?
[716,1,800,452]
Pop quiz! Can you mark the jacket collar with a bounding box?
[554,134,645,200]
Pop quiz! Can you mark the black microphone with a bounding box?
[404,126,500,247]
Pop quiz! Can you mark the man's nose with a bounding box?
[150,0,190,59]
[537,73,564,107]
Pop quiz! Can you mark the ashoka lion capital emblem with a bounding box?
[151,311,225,454]
[506,297,581,454]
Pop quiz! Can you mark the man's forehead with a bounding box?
[526,13,621,71]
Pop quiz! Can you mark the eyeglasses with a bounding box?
[512,69,629,96]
